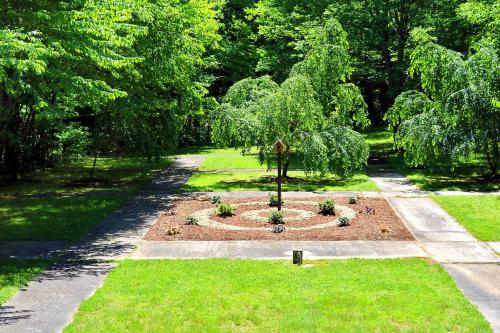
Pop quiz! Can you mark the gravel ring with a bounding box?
[189,201,356,231]
[241,208,314,222]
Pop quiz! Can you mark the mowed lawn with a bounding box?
[181,171,379,192]
[65,259,491,333]
[0,157,171,240]
[178,146,378,192]
[433,195,500,241]
[0,259,52,305]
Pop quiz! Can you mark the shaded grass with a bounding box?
[361,128,499,192]
[181,170,379,192]
[0,259,52,305]
[0,194,125,240]
[65,259,491,333]
[0,157,171,240]
[432,195,500,241]
[1,157,172,195]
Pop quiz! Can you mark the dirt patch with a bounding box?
[144,197,414,241]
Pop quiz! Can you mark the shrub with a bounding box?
[269,193,283,207]
[268,210,284,224]
[319,198,336,215]
[166,226,181,235]
[186,216,199,225]
[338,216,351,227]
[217,203,236,217]
[211,195,222,205]
[348,196,358,204]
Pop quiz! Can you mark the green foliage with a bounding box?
[186,216,199,225]
[338,216,351,227]
[268,210,284,224]
[319,199,335,215]
[211,18,370,178]
[216,203,236,217]
[268,193,283,207]
[211,195,222,205]
[348,196,358,204]
[392,28,500,175]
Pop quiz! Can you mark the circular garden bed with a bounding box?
[144,196,414,241]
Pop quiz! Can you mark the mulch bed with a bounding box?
[144,197,415,241]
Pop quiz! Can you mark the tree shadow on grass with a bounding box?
[181,174,371,192]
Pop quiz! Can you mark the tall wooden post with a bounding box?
[275,141,285,211]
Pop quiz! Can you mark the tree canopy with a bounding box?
[211,18,370,178]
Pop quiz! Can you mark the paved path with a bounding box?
[370,172,499,332]
[0,241,70,259]
[0,156,204,333]
[132,240,427,259]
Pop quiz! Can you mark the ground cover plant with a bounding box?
[181,171,379,192]
[0,259,52,305]
[64,259,492,333]
[0,157,170,240]
[432,195,500,241]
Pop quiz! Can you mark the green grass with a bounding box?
[0,259,52,304]
[178,146,302,170]
[65,259,491,333]
[361,127,499,192]
[0,157,171,240]
[432,195,500,241]
[181,170,379,192]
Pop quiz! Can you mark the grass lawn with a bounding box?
[181,170,379,192]
[432,195,500,241]
[0,157,171,240]
[0,259,52,305]
[65,259,491,333]
[177,146,302,170]
[362,128,499,192]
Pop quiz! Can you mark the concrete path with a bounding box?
[371,172,499,332]
[0,156,204,333]
[0,241,70,259]
[131,240,427,259]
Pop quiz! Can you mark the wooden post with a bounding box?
[275,141,285,211]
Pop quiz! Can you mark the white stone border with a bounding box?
[188,201,356,231]
[241,208,314,222]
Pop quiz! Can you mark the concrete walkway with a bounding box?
[371,172,499,332]
[0,156,204,333]
[132,240,427,259]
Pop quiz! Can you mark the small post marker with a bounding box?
[293,249,303,265]
[275,140,285,211]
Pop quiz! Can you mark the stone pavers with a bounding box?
[131,240,427,259]
[0,156,204,333]
[488,242,500,254]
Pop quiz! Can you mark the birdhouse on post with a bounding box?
[275,140,285,211]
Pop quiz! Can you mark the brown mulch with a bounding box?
[144,197,415,241]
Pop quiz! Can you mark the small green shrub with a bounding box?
[211,195,222,205]
[338,216,351,227]
[268,210,284,224]
[217,203,236,217]
[319,198,336,215]
[269,193,283,207]
[348,196,358,204]
[186,216,199,225]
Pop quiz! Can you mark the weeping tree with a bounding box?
[386,28,499,175]
[211,18,370,178]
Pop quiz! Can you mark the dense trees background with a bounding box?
[1,0,498,182]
